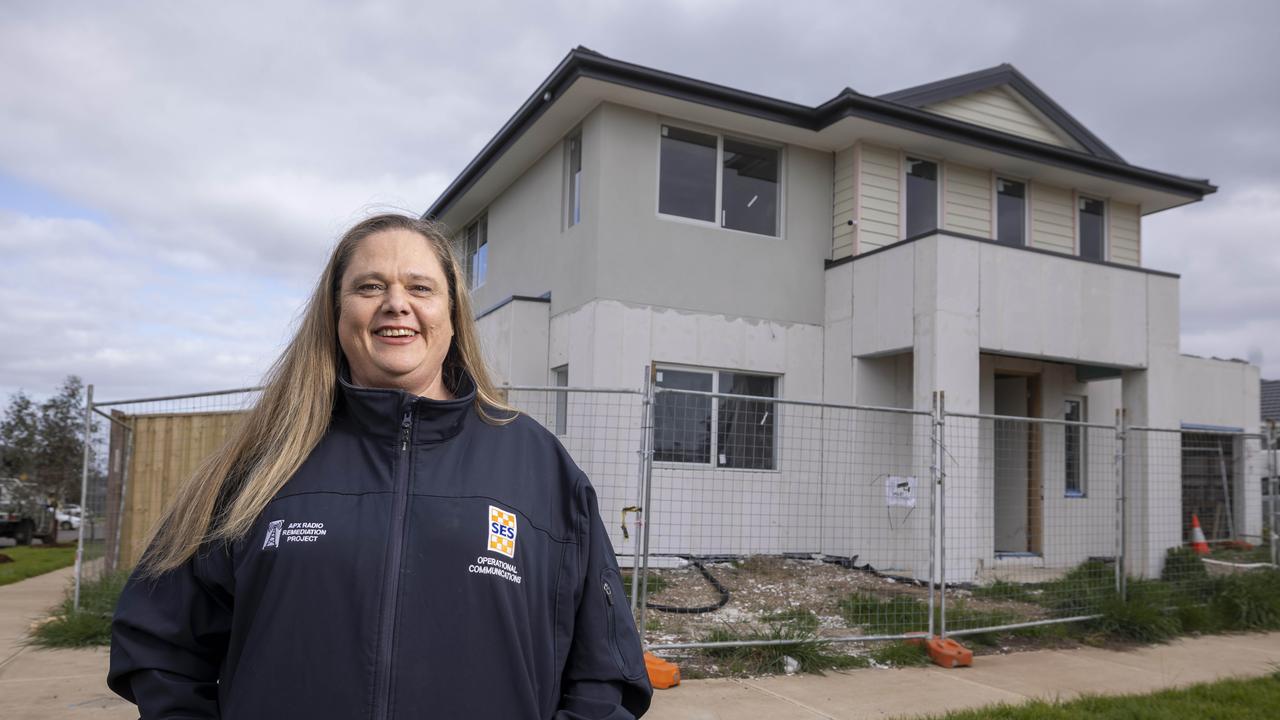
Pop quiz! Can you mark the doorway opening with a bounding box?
[993,372,1043,555]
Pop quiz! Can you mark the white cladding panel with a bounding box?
[1110,201,1141,266]
[1176,355,1261,432]
[842,233,1152,368]
[944,163,992,237]
[924,86,1073,149]
[1030,182,1074,253]
[833,146,856,259]
[858,143,901,250]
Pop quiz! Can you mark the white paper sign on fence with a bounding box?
[885,476,917,508]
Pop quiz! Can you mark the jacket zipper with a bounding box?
[372,408,414,720]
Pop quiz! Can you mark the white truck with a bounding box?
[0,477,58,545]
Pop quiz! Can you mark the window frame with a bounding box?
[1063,396,1088,498]
[655,121,785,239]
[900,152,943,240]
[1075,192,1108,262]
[564,130,583,229]
[651,363,780,472]
[551,365,569,436]
[459,214,488,290]
[992,174,1030,247]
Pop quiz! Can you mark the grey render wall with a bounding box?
[466,106,603,317]
[593,102,833,326]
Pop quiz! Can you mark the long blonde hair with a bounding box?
[139,214,514,576]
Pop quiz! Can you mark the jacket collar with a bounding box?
[337,365,477,445]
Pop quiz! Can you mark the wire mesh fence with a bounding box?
[939,412,1121,636]
[1125,426,1276,597]
[633,386,938,655]
[75,378,1280,652]
[74,386,260,608]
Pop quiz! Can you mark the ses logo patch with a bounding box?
[487,505,518,558]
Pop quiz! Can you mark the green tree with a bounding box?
[37,376,95,505]
[0,376,97,504]
[0,390,40,481]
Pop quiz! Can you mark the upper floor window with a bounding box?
[996,178,1026,247]
[461,215,487,289]
[904,157,938,238]
[566,132,582,227]
[1078,196,1105,261]
[658,125,780,237]
[653,366,777,469]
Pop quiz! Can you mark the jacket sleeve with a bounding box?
[108,542,235,719]
[555,478,653,719]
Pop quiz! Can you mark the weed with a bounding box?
[869,641,930,667]
[1210,571,1280,630]
[1092,582,1180,643]
[621,571,668,598]
[838,593,930,635]
[971,579,1039,604]
[697,620,867,676]
[31,570,129,647]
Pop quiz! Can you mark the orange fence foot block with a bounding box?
[644,652,681,689]
[925,636,973,669]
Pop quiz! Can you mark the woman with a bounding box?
[108,214,651,719]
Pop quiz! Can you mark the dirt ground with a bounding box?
[634,555,1047,648]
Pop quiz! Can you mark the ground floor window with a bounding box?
[653,366,777,469]
[1064,397,1087,496]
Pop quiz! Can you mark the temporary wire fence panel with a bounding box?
[941,413,1120,635]
[1126,427,1273,595]
[503,387,646,559]
[640,387,938,650]
[92,390,259,575]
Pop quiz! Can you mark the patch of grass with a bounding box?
[838,592,931,635]
[0,545,77,586]
[30,570,128,647]
[1161,547,1213,597]
[869,640,930,667]
[697,610,867,677]
[970,579,1039,604]
[918,672,1280,719]
[620,571,668,598]
[1091,581,1181,643]
[1036,560,1117,616]
[1210,570,1280,630]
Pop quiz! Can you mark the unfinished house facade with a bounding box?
[426,48,1262,581]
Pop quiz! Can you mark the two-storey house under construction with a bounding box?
[425,48,1262,581]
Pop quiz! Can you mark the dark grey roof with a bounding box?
[1262,379,1280,421]
[426,48,1216,222]
[878,63,1124,163]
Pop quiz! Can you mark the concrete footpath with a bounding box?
[2,567,1278,719]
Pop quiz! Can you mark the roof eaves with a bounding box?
[820,91,1214,198]
[427,52,1216,221]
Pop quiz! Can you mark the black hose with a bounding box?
[645,557,731,614]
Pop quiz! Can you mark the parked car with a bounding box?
[56,506,81,531]
[0,477,58,545]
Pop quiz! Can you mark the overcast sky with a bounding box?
[2,0,1277,404]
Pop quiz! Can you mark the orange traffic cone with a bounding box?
[1189,514,1211,555]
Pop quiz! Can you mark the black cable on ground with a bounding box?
[645,557,731,614]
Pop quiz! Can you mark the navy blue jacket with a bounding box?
[108,372,652,719]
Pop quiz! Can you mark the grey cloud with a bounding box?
[1,0,1277,400]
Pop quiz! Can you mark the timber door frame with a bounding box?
[994,369,1044,554]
